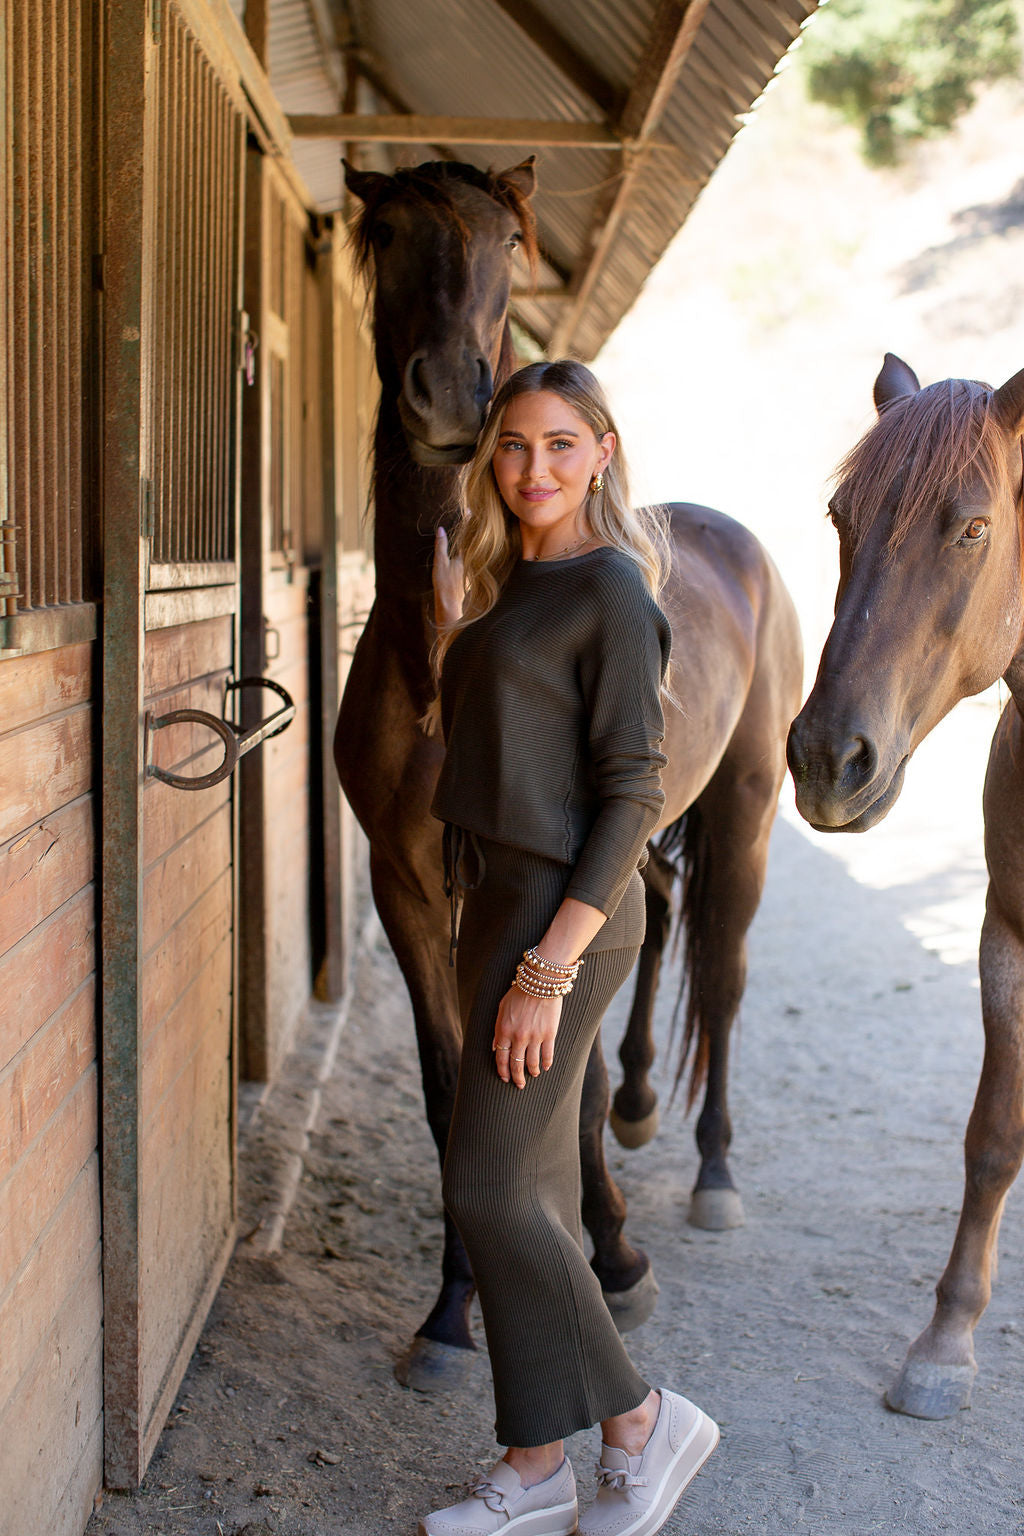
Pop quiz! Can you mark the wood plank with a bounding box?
[0,891,95,1072]
[142,1013,231,1196]
[143,614,233,696]
[0,1253,102,1536]
[0,643,92,737]
[141,937,232,1129]
[143,775,231,872]
[0,796,94,958]
[141,1224,234,1469]
[0,1066,98,1294]
[0,606,97,664]
[287,112,625,147]
[142,803,231,956]
[264,578,310,624]
[140,1064,232,1434]
[145,585,237,631]
[0,708,93,844]
[0,1161,101,1416]
[50,1416,104,1536]
[142,868,232,1033]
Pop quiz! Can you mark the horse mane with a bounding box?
[348,160,538,284]
[835,378,1014,554]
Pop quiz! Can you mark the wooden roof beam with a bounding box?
[549,0,711,357]
[286,113,631,148]
[489,0,619,117]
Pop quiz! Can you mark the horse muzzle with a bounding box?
[399,348,492,465]
[787,710,910,833]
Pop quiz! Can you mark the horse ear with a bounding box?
[494,156,537,199]
[342,160,391,205]
[873,353,921,412]
[993,366,1024,435]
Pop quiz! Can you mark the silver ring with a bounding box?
[512,1056,524,1063]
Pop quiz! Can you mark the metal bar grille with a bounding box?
[1,0,92,613]
[150,3,243,570]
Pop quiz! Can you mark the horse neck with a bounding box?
[369,399,457,657]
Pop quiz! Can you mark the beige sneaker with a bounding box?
[419,1456,579,1536]
[578,1390,718,1536]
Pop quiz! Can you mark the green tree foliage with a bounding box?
[802,0,1021,165]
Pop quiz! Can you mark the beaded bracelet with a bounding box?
[523,946,583,979]
[514,963,574,998]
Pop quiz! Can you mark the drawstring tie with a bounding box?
[441,824,486,965]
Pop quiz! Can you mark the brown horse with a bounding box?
[335,157,803,1389]
[788,352,1024,1418]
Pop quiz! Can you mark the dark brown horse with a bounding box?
[788,352,1024,1418]
[335,157,803,1389]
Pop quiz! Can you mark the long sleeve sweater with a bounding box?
[431,546,671,918]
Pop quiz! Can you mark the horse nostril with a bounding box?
[838,734,878,788]
[404,351,430,409]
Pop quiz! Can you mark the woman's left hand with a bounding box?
[432,525,466,629]
[493,987,563,1090]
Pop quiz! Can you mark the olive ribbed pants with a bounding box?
[442,837,650,1448]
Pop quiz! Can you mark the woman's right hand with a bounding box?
[492,986,563,1090]
[432,525,465,629]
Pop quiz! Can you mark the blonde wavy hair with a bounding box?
[426,360,671,728]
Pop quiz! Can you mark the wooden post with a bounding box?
[100,0,156,1489]
[315,222,346,1000]
[242,0,269,69]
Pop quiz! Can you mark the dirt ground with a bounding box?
[86,689,1024,1536]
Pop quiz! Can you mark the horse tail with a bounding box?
[656,804,713,1111]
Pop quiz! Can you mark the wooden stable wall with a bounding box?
[0,0,376,1528]
[0,643,103,1536]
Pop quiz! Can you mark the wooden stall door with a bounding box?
[238,154,321,1081]
[102,0,249,1486]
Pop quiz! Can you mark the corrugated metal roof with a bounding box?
[252,0,820,357]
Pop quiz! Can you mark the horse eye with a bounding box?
[373,220,395,250]
[507,231,522,251]
[960,517,987,543]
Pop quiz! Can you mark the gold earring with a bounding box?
[590,471,604,493]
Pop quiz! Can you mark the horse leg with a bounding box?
[684,751,782,1232]
[887,856,1024,1414]
[367,850,478,1391]
[609,847,674,1149]
[580,1032,659,1332]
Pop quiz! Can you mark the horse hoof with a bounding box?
[885,1356,976,1419]
[688,1187,745,1230]
[603,1265,660,1333]
[610,1104,659,1148]
[394,1337,477,1393]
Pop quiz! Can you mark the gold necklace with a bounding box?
[526,531,597,562]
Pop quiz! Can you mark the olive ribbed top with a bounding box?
[432,546,671,918]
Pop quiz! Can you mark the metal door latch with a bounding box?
[145,676,295,791]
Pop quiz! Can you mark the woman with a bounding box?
[423,360,718,1536]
